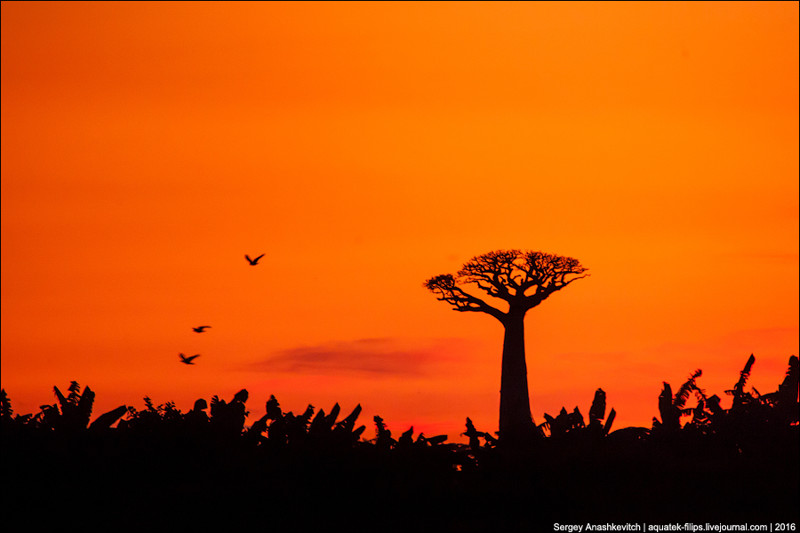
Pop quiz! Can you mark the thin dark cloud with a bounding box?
[248,338,463,377]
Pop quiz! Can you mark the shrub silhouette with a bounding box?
[540,387,616,440]
[1,354,797,531]
[652,369,704,433]
[1,381,128,433]
[651,355,799,441]
[246,394,367,452]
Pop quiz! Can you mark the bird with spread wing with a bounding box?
[245,253,265,266]
[179,353,201,365]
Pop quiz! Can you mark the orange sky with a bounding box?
[2,1,798,440]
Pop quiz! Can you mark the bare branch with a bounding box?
[458,250,519,299]
[424,274,506,321]
[425,249,588,316]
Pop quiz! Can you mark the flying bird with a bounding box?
[192,326,211,333]
[179,353,201,365]
[245,253,265,266]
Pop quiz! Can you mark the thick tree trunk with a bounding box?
[498,310,533,443]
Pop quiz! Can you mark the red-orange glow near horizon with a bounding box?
[2,2,798,440]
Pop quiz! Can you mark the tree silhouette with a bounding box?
[424,249,588,443]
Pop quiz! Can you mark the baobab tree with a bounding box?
[424,250,588,444]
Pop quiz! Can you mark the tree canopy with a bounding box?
[424,249,589,322]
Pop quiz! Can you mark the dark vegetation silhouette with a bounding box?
[2,355,797,531]
[425,249,588,445]
[539,387,617,439]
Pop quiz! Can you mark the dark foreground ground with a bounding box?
[3,426,797,532]
[4,355,798,532]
